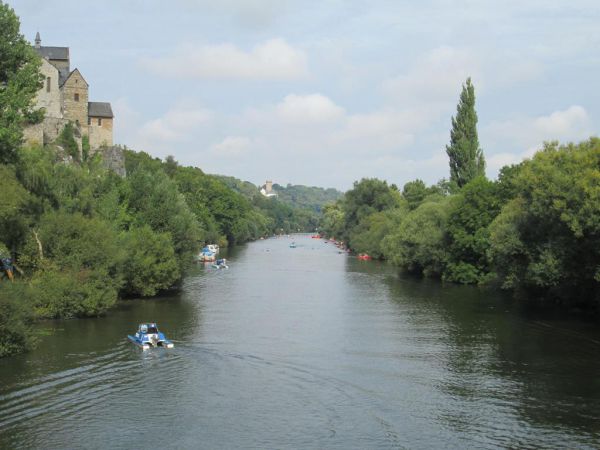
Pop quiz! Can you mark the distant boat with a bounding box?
[212,258,229,269]
[290,242,297,248]
[357,254,372,261]
[196,246,216,262]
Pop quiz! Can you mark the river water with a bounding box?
[1,235,599,449]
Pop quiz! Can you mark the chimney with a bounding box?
[34,31,41,48]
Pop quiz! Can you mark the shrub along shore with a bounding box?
[322,138,600,310]
[0,146,319,357]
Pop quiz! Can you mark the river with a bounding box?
[1,235,599,449]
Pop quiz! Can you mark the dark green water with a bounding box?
[1,235,600,449]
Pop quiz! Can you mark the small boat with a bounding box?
[212,258,229,269]
[357,254,372,261]
[128,323,174,350]
[196,247,216,262]
[289,242,297,248]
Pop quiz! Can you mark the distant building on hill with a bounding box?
[260,180,277,197]
[23,32,114,153]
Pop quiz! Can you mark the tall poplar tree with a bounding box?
[446,78,485,188]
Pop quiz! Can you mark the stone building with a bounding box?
[23,33,114,152]
[260,180,277,197]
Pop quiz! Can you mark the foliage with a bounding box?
[81,135,90,162]
[57,123,79,161]
[125,168,202,259]
[0,164,32,252]
[489,139,600,305]
[0,284,34,357]
[350,209,404,259]
[120,226,180,297]
[383,198,450,277]
[26,269,118,319]
[444,177,500,284]
[271,183,343,213]
[342,178,402,241]
[446,78,485,188]
[321,202,345,239]
[0,2,44,164]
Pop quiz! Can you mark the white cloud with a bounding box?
[382,46,482,109]
[141,38,308,80]
[484,105,593,176]
[139,107,212,142]
[210,136,253,157]
[485,105,591,149]
[276,94,345,123]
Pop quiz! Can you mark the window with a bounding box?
[88,117,91,125]
[74,93,79,101]
[46,77,51,92]
[75,120,80,127]
[98,118,102,126]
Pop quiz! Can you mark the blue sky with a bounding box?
[12,0,600,190]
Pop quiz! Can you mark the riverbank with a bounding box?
[0,145,320,358]
[322,138,600,310]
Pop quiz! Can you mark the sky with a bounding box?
[12,0,600,190]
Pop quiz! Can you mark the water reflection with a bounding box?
[1,235,599,449]
[382,272,600,447]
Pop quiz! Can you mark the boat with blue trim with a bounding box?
[128,323,174,350]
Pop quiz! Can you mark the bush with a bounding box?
[26,269,118,319]
[120,226,180,297]
[0,284,35,357]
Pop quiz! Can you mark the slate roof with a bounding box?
[88,102,114,118]
[35,46,69,61]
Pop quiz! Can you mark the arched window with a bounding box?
[46,77,51,92]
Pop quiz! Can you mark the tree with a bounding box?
[0,2,43,163]
[489,139,600,306]
[444,176,500,284]
[383,198,450,277]
[120,226,180,297]
[446,78,485,188]
[342,178,402,240]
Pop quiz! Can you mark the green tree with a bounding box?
[125,168,202,260]
[444,177,500,284]
[342,178,401,241]
[446,78,485,188]
[120,226,180,297]
[0,2,43,163]
[57,123,80,161]
[489,139,600,306]
[383,198,450,277]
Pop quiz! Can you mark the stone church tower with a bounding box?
[24,33,114,153]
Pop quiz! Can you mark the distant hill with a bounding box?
[272,183,343,213]
[213,176,343,232]
[214,175,260,199]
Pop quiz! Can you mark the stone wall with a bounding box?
[88,117,113,149]
[98,145,126,177]
[22,122,44,147]
[37,59,62,118]
[62,69,88,133]
[23,117,79,150]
